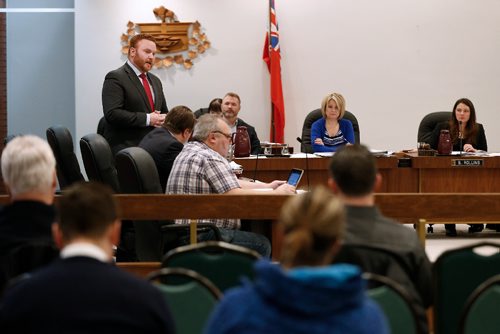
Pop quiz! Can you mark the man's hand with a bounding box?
[268,180,286,189]
[274,183,296,194]
[150,111,166,127]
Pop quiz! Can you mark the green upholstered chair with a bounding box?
[148,268,221,334]
[459,274,500,334]
[364,273,421,334]
[162,241,260,292]
[433,242,500,334]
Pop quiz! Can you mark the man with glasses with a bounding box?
[166,114,295,257]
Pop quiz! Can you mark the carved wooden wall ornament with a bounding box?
[121,6,210,70]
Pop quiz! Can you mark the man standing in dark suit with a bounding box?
[221,92,261,155]
[0,182,175,334]
[139,105,196,192]
[102,33,169,155]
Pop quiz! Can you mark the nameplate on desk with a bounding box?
[451,159,484,167]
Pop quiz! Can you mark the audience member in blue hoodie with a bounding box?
[204,186,388,334]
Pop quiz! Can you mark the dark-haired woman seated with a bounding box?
[430,98,488,236]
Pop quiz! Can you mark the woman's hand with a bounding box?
[463,144,476,152]
[314,138,324,145]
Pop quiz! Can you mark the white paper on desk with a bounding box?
[314,152,334,157]
[291,153,321,158]
[230,161,243,170]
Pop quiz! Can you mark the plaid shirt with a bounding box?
[166,141,241,229]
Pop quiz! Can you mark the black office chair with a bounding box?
[417,111,451,144]
[300,109,360,153]
[97,116,107,136]
[46,125,85,189]
[194,108,209,119]
[4,134,20,146]
[115,147,221,261]
[80,133,120,193]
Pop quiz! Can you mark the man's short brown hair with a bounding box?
[129,34,157,50]
[162,105,196,134]
[329,144,377,196]
[57,182,119,240]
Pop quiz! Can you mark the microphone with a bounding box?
[296,137,310,190]
[253,147,260,182]
[458,120,463,156]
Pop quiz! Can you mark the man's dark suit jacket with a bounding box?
[237,118,261,155]
[102,63,169,155]
[0,201,56,292]
[139,127,183,192]
[0,201,55,256]
[0,256,175,334]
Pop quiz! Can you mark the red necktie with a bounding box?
[139,73,154,112]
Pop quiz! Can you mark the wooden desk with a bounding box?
[236,155,500,193]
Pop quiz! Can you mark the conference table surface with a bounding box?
[235,152,500,193]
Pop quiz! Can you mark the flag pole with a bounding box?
[268,0,276,142]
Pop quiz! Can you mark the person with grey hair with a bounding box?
[166,114,295,257]
[0,135,57,256]
[0,135,58,291]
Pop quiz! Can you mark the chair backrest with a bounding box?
[80,133,120,193]
[148,268,221,334]
[364,273,421,334]
[433,242,500,334]
[194,107,209,119]
[459,274,500,334]
[300,109,360,153]
[162,241,260,292]
[4,134,19,145]
[115,147,162,194]
[115,147,165,261]
[334,244,429,333]
[97,116,107,136]
[417,111,451,143]
[46,125,85,189]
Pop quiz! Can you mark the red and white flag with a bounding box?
[263,0,285,143]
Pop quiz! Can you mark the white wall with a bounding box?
[75,0,500,152]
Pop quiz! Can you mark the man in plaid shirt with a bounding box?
[166,114,295,256]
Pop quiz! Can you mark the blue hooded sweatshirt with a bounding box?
[204,259,388,334]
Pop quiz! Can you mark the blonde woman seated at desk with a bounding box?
[311,92,354,153]
[204,186,388,334]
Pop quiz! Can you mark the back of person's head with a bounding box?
[192,114,222,141]
[56,182,119,241]
[279,186,345,268]
[162,105,195,134]
[1,135,56,197]
[329,144,376,196]
[208,98,222,114]
[321,92,346,119]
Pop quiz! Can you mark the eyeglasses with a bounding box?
[212,130,233,143]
